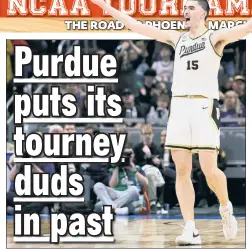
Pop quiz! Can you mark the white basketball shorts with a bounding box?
[165,96,220,152]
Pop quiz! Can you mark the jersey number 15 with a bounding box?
[187,60,199,70]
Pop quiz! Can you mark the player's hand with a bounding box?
[142,145,151,158]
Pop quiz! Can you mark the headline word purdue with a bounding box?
[14,46,117,78]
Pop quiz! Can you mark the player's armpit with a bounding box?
[210,18,252,47]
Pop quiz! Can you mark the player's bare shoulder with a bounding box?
[174,32,187,49]
[162,31,186,50]
[209,30,225,57]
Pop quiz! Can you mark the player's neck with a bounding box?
[189,24,208,39]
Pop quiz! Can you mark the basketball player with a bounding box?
[91,0,251,245]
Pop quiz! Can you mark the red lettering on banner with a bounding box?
[159,0,179,15]
[7,0,28,15]
[225,0,250,15]
[120,0,136,15]
[4,0,252,17]
[30,0,46,15]
[139,0,156,15]
[48,0,68,15]
[103,0,112,16]
[70,0,90,15]
[208,0,223,15]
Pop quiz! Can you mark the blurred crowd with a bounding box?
[6,39,245,216]
[7,123,228,216]
[7,39,246,128]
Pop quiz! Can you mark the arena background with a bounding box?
[5,38,246,247]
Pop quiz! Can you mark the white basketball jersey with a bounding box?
[172,30,221,99]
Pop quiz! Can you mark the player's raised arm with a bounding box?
[211,18,252,47]
[91,0,181,47]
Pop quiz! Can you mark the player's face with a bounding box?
[184,1,206,29]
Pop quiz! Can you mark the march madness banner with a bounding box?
[0,0,251,32]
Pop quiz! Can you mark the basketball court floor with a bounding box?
[7,212,245,248]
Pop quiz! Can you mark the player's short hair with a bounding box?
[192,0,210,20]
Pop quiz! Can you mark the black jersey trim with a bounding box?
[209,32,223,57]
[188,29,209,40]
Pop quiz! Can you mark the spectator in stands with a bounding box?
[135,41,150,84]
[219,77,235,105]
[120,88,147,127]
[116,40,144,95]
[152,45,174,85]
[146,94,169,126]
[82,125,110,203]
[49,124,63,134]
[134,124,165,213]
[63,124,76,133]
[54,124,78,174]
[114,123,133,158]
[221,77,234,94]
[220,90,245,127]
[64,84,85,117]
[93,147,149,215]
[158,129,177,211]
[7,142,14,152]
[218,64,225,86]
[235,40,246,76]
[96,48,106,58]
[138,69,157,108]
[26,40,48,54]
[221,42,238,77]
[7,40,14,100]
[7,161,55,213]
[232,75,246,105]
[85,124,99,136]
[135,41,149,59]
[159,129,176,173]
[115,123,127,135]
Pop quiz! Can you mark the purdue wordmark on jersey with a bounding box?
[179,41,206,58]
[172,30,221,100]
